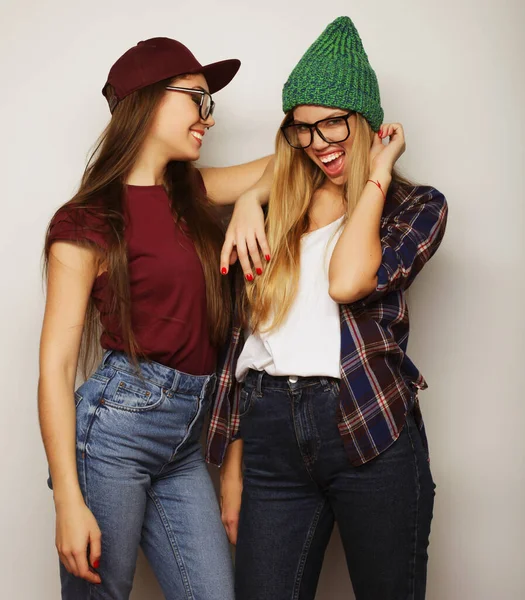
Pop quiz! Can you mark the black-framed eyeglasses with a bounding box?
[165,86,215,120]
[281,112,354,149]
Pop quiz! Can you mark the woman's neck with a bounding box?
[126,143,167,186]
[307,185,346,231]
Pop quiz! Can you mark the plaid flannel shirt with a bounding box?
[206,185,448,467]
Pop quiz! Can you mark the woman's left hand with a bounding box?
[369,122,406,178]
[220,475,243,546]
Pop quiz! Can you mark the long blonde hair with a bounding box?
[246,111,409,332]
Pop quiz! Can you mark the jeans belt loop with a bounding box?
[256,371,264,396]
[206,373,217,397]
[101,349,113,367]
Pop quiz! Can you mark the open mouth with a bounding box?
[318,150,345,178]
[190,130,204,145]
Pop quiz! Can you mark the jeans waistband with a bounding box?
[244,369,339,393]
[100,350,216,397]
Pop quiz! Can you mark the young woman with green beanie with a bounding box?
[209,16,448,600]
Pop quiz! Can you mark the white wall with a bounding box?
[1,0,524,598]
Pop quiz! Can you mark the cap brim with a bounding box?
[198,59,241,94]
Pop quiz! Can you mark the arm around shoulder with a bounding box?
[199,155,273,206]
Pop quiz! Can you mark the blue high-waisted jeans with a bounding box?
[49,350,234,600]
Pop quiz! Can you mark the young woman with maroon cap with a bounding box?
[38,37,270,599]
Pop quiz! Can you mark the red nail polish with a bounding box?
[256,268,263,275]
[246,274,253,282]
[93,559,100,569]
[265,254,271,262]
[221,267,227,275]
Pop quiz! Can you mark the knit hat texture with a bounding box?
[282,16,383,131]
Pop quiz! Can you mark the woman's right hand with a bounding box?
[220,475,243,546]
[219,157,274,280]
[220,190,270,281]
[55,499,102,584]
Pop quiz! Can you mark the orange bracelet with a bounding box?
[367,179,387,201]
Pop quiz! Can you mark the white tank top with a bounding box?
[236,216,344,381]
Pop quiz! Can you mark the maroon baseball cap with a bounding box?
[102,37,241,112]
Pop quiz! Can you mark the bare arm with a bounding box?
[219,438,244,545]
[329,123,403,304]
[329,124,448,305]
[199,155,273,206]
[220,157,275,278]
[39,241,103,584]
[328,170,390,303]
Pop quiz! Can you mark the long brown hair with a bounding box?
[44,78,231,376]
[246,111,413,332]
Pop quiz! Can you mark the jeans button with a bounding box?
[288,376,298,384]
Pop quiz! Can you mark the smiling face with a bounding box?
[292,105,357,187]
[146,73,215,163]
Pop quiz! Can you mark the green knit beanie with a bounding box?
[282,16,384,132]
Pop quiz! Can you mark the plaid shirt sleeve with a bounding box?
[362,186,448,305]
[205,322,244,466]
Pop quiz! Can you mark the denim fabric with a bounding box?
[235,370,435,600]
[49,351,234,600]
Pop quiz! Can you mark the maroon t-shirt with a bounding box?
[48,184,216,375]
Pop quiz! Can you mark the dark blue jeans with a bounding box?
[235,370,435,600]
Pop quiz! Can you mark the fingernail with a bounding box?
[265,254,271,262]
[245,274,253,282]
[221,267,227,275]
[256,268,263,275]
[93,559,100,569]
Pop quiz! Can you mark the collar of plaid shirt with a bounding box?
[206,185,448,467]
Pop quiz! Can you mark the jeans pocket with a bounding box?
[239,386,255,418]
[103,372,165,412]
